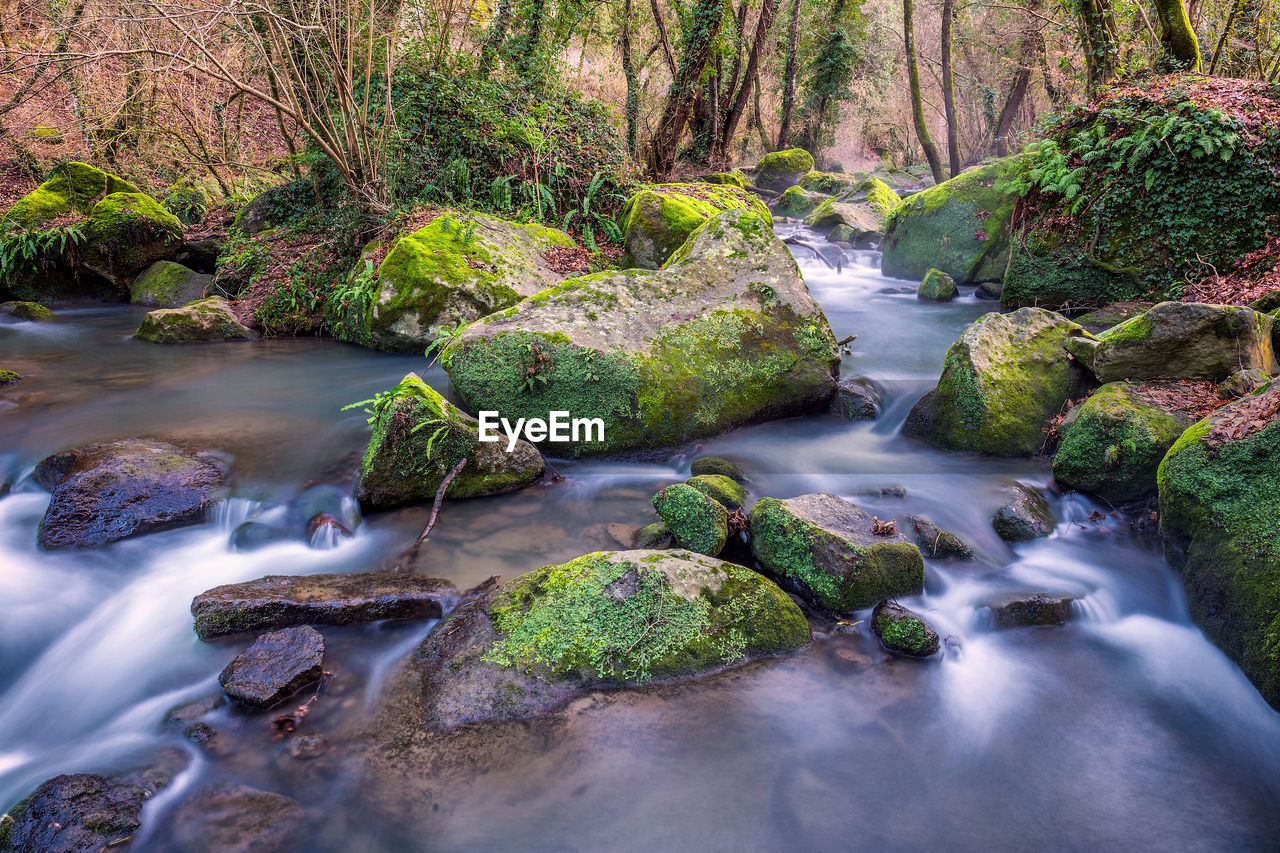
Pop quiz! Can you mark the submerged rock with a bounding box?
[129,260,211,308]
[1158,380,1280,709]
[0,369,20,386]
[748,493,924,612]
[652,483,729,556]
[832,377,880,421]
[354,373,545,510]
[903,514,973,560]
[917,268,958,301]
[991,483,1055,541]
[441,209,840,457]
[685,473,746,509]
[1052,382,1191,502]
[622,182,771,270]
[985,593,1074,628]
[35,438,227,550]
[219,626,325,709]
[1064,302,1276,383]
[166,783,306,853]
[0,301,55,321]
[871,600,940,656]
[632,522,673,549]
[689,456,747,483]
[904,308,1090,455]
[133,297,256,343]
[752,148,815,191]
[881,156,1023,286]
[374,549,810,729]
[190,572,457,640]
[347,214,576,352]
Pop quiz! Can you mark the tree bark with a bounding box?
[1077,0,1119,94]
[992,0,1042,156]
[649,0,678,74]
[941,0,960,177]
[905,0,946,183]
[478,0,513,77]
[644,0,726,176]
[1153,0,1201,69]
[1208,0,1245,73]
[620,0,640,154]
[777,0,801,149]
[716,0,777,159]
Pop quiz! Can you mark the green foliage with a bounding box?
[0,220,87,288]
[342,373,465,460]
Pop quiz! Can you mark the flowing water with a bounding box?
[2,230,1279,851]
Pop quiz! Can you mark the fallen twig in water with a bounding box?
[271,670,333,738]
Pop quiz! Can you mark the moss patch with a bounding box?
[652,483,728,555]
[621,183,771,269]
[685,473,746,509]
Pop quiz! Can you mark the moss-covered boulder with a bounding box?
[133,297,256,343]
[904,308,1091,455]
[375,549,811,729]
[802,179,900,248]
[686,473,746,509]
[991,483,1055,541]
[0,368,21,386]
[652,483,729,556]
[798,170,860,194]
[129,260,211,308]
[1220,368,1270,398]
[1052,382,1192,502]
[881,156,1024,285]
[1002,228,1140,310]
[690,456,747,482]
[0,161,138,228]
[772,186,829,217]
[352,214,576,352]
[918,268,958,301]
[871,600,940,657]
[441,209,840,457]
[1158,381,1280,709]
[747,493,925,612]
[1064,302,1276,383]
[698,171,748,188]
[354,373,544,510]
[752,148,816,191]
[81,192,184,287]
[0,301,54,321]
[620,183,771,269]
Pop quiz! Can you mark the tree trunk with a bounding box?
[1153,0,1201,69]
[644,0,726,176]
[478,0,514,77]
[1078,0,1119,93]
[905,0,946,183]
[1208,0,1245,73]
[621,0,640,154]
[992,0,1042,156]
[716,0,777,159]
[650,0,678,74]
[777,0,801,149]
[941,0,960,177]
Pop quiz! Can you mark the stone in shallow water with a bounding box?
[903,514,973,560]
[0,773,148,853]
[985,593,1075,628]
[871,600,940,656]
[219,626,324,709]
[832,378,880,421]
[991,483,1055,542]
[689,456,747,483]
[685,473,746,509]
[132,296,256,343]
[191,572,458,640]
[166,783,306,853]
[35,438,228,550]
[0,301,54,321]
[652,482,729,556]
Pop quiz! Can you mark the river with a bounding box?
[1,228,1278,850]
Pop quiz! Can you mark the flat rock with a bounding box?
[219,626,324,708]
[191,572,458,640]
[35,438,228,550]
[133,296,257,343]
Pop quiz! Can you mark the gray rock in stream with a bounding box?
[219,626,324,709]
[902,514,973,560]
[34,438,228,550]
[985,593,1075,628]
[991,483,1055,542]
[190,572,458,640]
[164,783,307,853]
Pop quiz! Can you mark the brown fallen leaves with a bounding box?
[870,517,896,536]
[541,244,589,275]
[1131,381,1227,422]
[1181,232,1280,307]
[1206,385,1280,449]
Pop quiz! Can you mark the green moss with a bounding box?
[918,268,958,301]
[1002,231,1141,309]
[652,483,729,555]
[130,261,202,306]
[873,607,937,655]
[1052,382,1188,502]
[1158,386,1280,708]
[132,298,250,342]
[690,456,746,482]
[162,179,210,225]
[27,126,64,144]
[798,171,858,194]
[685,473,746,509]
[0,369,20,385]
[882,156,1025,284]
[621,183,771,269]
[483,550,810,683]
[754,149,816,187]
[84,192,183,274]
[699,171,748,188]
[1,162,138,228]
[773,187,829,217]
[0,301,54,321]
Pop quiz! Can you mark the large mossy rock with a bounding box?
[1,773,155,853]
[1064,302,1277,383]
[881,156,1023,285]
[375,549,811,729]
[798,170,860,194]
[354,373,544,510]
[81,192,184,287]
[352,214,575,352]
[129,260,211,307]
[0,301,54,321]
[441,209,840,457]
[34,438,228,550]
[772,186,829,218]
[1158,381,1280,709]
[0,161,138,228]
[747,493,925,612]
[904,308,1091,455]
[621,183,771,269]
[133,297,256,342]
[918,268,958,301]
[752,148,816,191]
[802,180,901,248]
[1002,228,1141,310]
[1052,382,1192,502]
